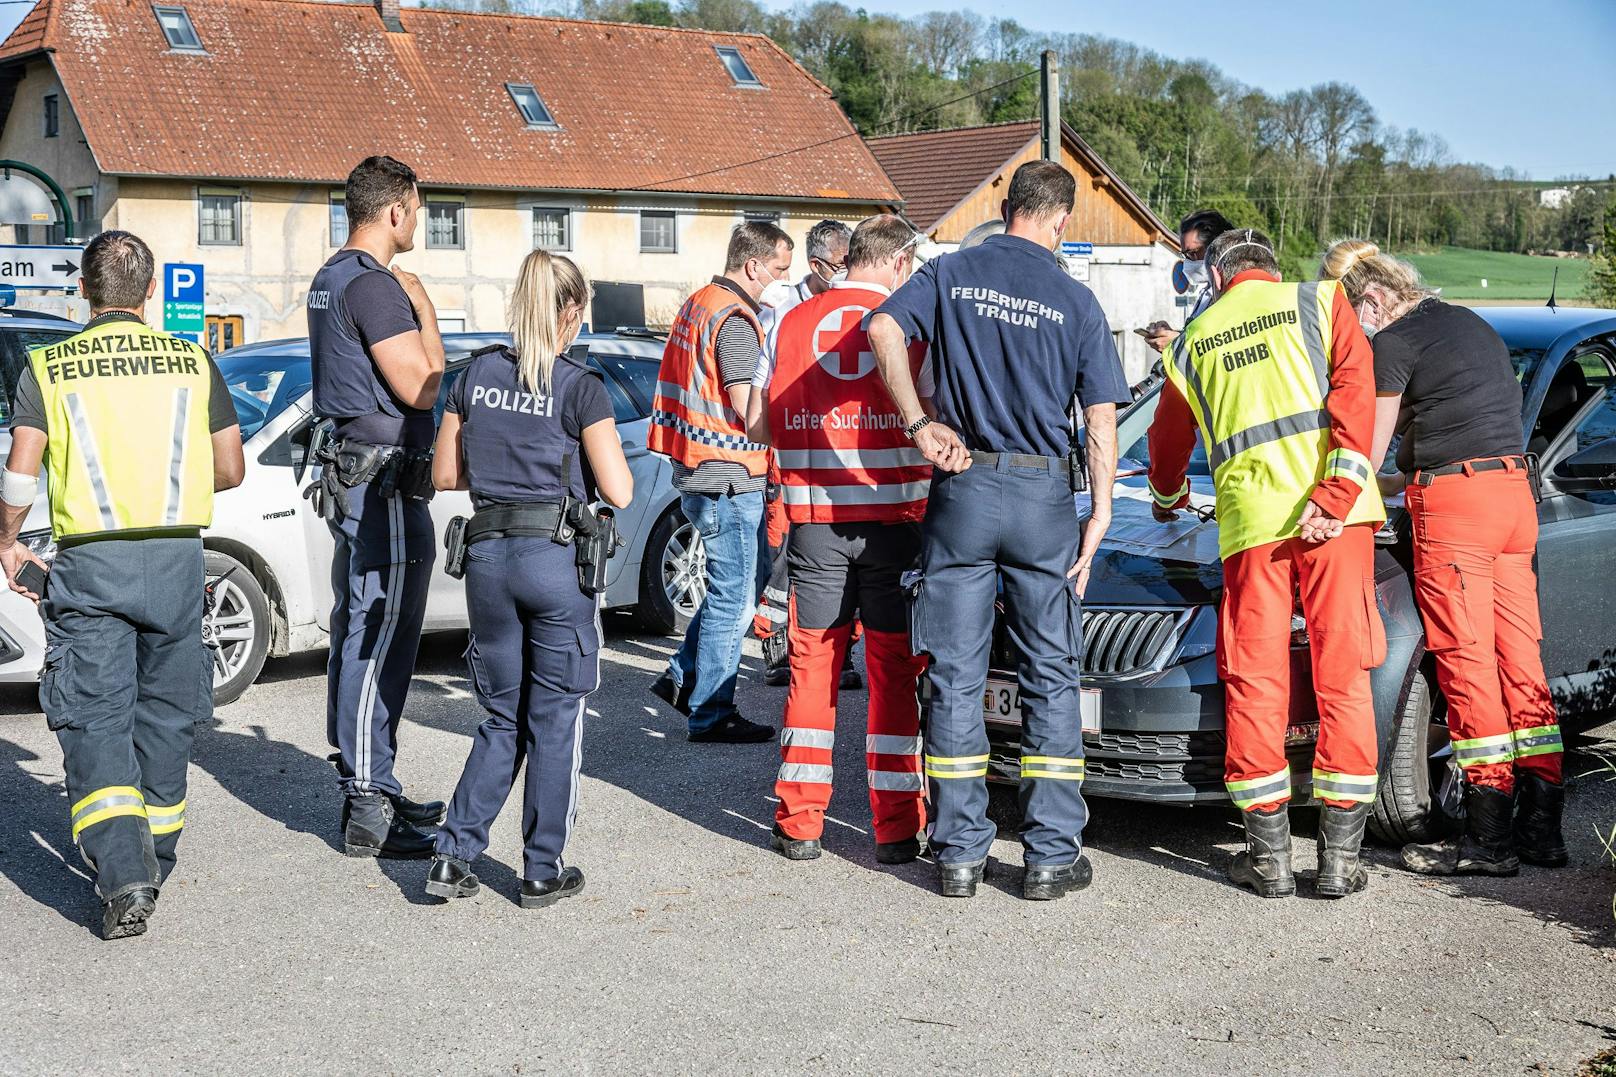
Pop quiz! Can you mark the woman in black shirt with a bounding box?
[1320,239,1565,877]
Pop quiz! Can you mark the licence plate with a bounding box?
[982,677,1102,733]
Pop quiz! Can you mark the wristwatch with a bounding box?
[903,416,932,440]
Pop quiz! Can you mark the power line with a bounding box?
[637,68,1038,191]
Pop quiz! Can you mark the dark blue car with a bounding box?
[972,305,1616,843]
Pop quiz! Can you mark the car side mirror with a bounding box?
[1551,435,1616,492]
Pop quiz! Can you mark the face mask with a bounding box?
[827,268,848,284]
[1356,300,1382,339]
[1182,259,1209,291]
[757,267,793,308]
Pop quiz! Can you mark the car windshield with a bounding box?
[1510,347,1546,383]
[217,352,310,439]
[1114,384,1212,478]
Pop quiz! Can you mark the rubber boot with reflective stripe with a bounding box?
[1315,801,1372,898]
[1401,784,1520,877]
[1513,772,1568,868]
[1227,806,1295,898]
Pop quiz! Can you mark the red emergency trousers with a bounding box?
[1220,525,1385,811]
[1406,461,1561,791]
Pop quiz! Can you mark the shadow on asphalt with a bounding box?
[0,736,99,937]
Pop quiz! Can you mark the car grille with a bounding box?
[989,605,1190,677]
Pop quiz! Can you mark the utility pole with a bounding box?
[1040,50,1058,162]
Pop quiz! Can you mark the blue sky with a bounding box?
[2,0,1609,178]
[756,0,1616,179]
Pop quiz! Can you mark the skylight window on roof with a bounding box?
[154,5,203,51]
[506,84,557,129]
[714,47,762,88]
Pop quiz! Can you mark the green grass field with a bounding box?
[1397,245,1589,302]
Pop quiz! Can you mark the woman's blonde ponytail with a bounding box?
[1320,238,1433,308]
[509,250,591,395]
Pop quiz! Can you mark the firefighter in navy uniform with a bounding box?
[0,230,245,940]
[869,162,1132,901]
[306,156,446,857]
[423,251,632,908]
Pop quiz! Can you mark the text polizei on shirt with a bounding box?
[469,382,555,418]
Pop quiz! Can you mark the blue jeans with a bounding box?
[669,489,764,731]
[914,458,1087,868]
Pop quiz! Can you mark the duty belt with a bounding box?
[968,450,1071,476]
[464,501,566,544]
[1412,455,1526,485]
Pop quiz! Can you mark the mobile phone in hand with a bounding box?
[15,560,47,596]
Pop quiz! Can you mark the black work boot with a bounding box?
[102,886,158,941]
[1023,856,1093,901]
[770,825,822,861]
[389,792,446,829]
[521,867,585,909]
[1514,772,1569,867]
[1315,802,1373,898]
[650,672,693,716]
[1227,806,1296,899]
[425,855,479,900]
[938,859,986,898]
[1402,784,1520,877]
[343,795,436,859]
[875,836,923,865]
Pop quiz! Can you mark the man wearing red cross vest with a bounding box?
[752,214,934,863]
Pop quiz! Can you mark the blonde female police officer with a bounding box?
[424,252,632,908]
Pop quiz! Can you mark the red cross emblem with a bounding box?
[812,305,874,381]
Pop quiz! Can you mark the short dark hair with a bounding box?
[805,219,851,264]
[1180,209,1235,252]
[82,230,154,310]
[345,155,418,229]
[847,214,918,269]
[1006,160,1076,223]
[725,220,793,272]
[1206,227,1278,278]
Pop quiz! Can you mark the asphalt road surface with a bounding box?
[1,622,1614,1075]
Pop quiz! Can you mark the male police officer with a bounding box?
[0,231,244,939]
[869,161,1132,900]
[307,155,445,857]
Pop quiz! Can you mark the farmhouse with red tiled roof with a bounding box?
[0,0,901,339]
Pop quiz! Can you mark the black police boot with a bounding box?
[938,859,986,898]
[1402,784,1520,877]
[389,792,446,829]
[425,855,479,900]
[521,866,585,909]
[875,836,923,865]
[763,662,790,688]
[343,795,436,859]
[1316,802,1372,898]
[688,711,775,744]
[1227,806,1296,899]
[102,886,158,941]
[1023,856,1093,901]
[650,672,693,716]
[770,824,822,861]
[1514,772,1569,868]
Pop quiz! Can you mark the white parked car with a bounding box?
[0,329,709,704]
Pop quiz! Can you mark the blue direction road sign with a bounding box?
[0,245,83,289]
[163,262,205,336]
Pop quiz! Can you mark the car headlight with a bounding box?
[20,529,56,564]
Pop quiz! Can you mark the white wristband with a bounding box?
[1,468,39,507]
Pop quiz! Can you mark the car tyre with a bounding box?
[204,550,271,707]
[1369,667,1452,845]
[636,508,703,636]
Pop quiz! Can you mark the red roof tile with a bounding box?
[866,121,1040,232]
[0,0,900,203]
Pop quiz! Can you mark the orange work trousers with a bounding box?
[1220,524,1384,811]
[1406,462,1561,792]
[775,617,925,843]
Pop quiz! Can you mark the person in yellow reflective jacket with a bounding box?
[0,231,245,940]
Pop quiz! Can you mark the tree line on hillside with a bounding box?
[434,0,1615,287]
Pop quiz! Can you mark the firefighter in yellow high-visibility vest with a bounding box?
[0,231,245,940]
